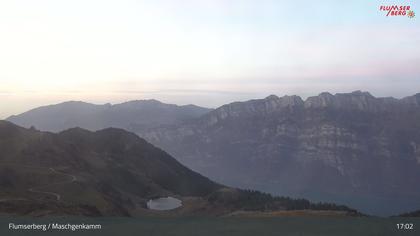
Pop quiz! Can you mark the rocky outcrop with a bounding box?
[304,91,404,111]
[401,93,420,107]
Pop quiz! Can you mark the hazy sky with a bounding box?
[1,0,419,118]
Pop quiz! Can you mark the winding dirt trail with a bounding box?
[0,163,77,201]
[28,168,77,201]
[0,198,27,202]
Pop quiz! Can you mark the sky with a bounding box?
[0,0,419,118]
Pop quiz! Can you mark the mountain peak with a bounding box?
[347,90,373,97]
[304,92,335,108]
[265,94,280,100]
[7,99,211,132]
[401,93,420,106]
[118,99,165,107]
[319,92,334,97]
[60,100,91,105]
[305,91,381,110]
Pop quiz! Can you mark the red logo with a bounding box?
[407,10,415,18]
[379,5,415,18]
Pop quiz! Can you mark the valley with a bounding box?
[0,120,359,217]
[4,91,420,216]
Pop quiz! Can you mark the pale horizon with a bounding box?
[4,90,420,120]
[1,0,419,118]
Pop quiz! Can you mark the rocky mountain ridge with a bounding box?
[203,91,420,126]
[139,91,420,216]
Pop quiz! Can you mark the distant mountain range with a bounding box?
[6,91,420,216]
[0,121,357,217]
[399,210,420,217]
[7,99,211,132]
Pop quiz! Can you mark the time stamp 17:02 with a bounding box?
[396,223,414,230]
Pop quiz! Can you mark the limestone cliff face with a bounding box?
[202,95,303,126]
[140,91,420,216]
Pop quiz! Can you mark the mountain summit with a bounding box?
[7,100,211,132]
